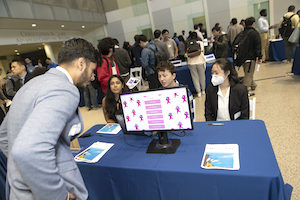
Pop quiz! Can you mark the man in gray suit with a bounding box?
[0,38,100,200]
[152,30,170,59]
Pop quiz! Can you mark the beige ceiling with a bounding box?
[0,18,105,57]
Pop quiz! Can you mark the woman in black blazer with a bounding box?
[205,58,249,121]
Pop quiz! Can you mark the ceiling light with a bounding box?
[32,23,36,27]
[61,25,65,28]
[14,49,18,52]
[16,53,20,55]
[39,47,42,49]
[82,26,85,29]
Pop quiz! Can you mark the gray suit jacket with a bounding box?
[0,68,88,200]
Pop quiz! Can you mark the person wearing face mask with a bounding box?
[205,58,249,121]
[102,75,128,123]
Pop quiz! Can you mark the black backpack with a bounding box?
[186,38,201,53]
[1,76,18,100]
[279,14,295,37]
[232,29,254,67]
[90,56,109,90]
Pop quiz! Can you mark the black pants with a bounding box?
[147,73,161,89]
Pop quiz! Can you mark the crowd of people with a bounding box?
[0,4,299,199]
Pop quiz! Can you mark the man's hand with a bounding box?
[66,192,76,200]
[210,39,215,43]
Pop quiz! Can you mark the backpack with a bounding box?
[146,44,168,70]
[186,38,201,53]
[232,29,254,67]
[91,56,109,90]
[279,14,295,37]
[1,76,17,100]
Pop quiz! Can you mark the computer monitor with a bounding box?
[120,86,193,153]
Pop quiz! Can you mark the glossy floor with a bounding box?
[79,60,300,199]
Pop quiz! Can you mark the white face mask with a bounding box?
[211,74,226,86]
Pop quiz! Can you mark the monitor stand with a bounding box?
[147,131,180,154]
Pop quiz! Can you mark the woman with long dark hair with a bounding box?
[102,75,127,123]
[205,58,249,121]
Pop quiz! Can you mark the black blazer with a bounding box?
[205,83,249,121]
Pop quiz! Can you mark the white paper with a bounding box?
[6,100,12,107]
[201,144,240,170]
[126,77,140,90]
[234,111,241,120]
[74,141,114,163]
[96,123,121,134]
[256,64,261,72]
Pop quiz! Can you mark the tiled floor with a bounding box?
[79,60,300,199]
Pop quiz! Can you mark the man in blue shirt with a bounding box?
[137,34,162,89]
[45,58,58,68]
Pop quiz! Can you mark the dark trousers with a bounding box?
[147,73,161,89]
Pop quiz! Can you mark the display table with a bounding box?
[269,39,286,61]
[76,120,292,200]
[292,45,300,75]
[176,57,234,92]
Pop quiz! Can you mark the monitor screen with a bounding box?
[120,86,193,132]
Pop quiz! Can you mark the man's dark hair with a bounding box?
[245,17,255,27]
[194,24,199,30]
[112,38,119,46]
[198,23,203,27]
[156,61,177,74]
[134,35,139,42]
[12,58,25,67]
[97,37,115,55]
[231,18,237,25]
[190,32,197,39]
[45,58,51,61]
[288,5,295,12]
[136,34,147,44]
[182,30,185,33]
[58,38,100,66]
[260,9,267,16]
[154,30,161,39]
[212,26,221,32]
[162,29,169,35]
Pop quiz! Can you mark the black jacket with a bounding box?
[244,27,262,60]
[205,82,249,121]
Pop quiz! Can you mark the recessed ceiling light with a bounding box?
[16,53,20,55]
[61,25,65,28]
[14,49,18,52]
[32,23,36,27]
[39,47,42,49]
[82,26,85,29]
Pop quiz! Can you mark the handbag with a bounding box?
[288,21,300,43]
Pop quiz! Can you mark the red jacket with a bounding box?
[97,55,120,93]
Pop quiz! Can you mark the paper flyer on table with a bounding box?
[201,144,240,170]
[74,141,114,163]
[97,123,121,134]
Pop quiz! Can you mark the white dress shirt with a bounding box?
[257,16,269,33]
[216,86,231,121]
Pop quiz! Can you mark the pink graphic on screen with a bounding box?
[178,122,183,129]
[139,115,144,121]
[176,106,181,114]
[166,97,171,104]
[137,100,141,106]
[130,97,133,102]
[123,101,128,108]
[126,116,130,122]
[182,95,187,103]
[168,113,173,120]
[174,92,178,98]
[184,111,189,119]
[132,109,136,116]
[135,124,139,130]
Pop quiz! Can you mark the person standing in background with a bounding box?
[257,9,275,63]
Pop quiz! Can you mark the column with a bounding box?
[44,43,56,63]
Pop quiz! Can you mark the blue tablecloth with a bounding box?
[269,39,286,61]
[176,57,234,93]
[292,45,300,75]
[76,120,292,200]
